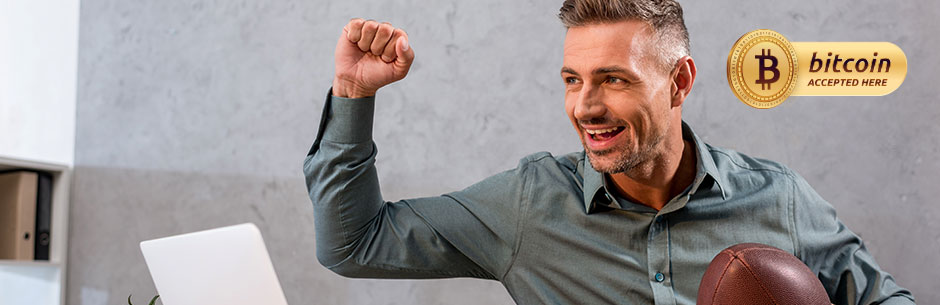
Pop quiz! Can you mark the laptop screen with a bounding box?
[140,223,289,305]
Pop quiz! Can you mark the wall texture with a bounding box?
[71,0,940,304]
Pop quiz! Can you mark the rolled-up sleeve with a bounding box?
[303,89,527,280]
[790,170,915,305]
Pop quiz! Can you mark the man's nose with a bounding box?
[573,85,606,121]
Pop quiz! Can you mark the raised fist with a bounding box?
[332,18,415,98]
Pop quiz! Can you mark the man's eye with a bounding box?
[606,77,624,84]
[565,77,579,84]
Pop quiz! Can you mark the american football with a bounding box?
[697,243,831,305]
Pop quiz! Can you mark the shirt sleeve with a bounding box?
[790,170,916,305]
[302,89,527,280]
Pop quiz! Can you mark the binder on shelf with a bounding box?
[34,171,53,260]
[0,171,38,260]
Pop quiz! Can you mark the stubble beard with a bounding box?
[585,129,666,175]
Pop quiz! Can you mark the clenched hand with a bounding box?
[332,18,415,98]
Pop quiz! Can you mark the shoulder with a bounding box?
[705,144,804,193]
[508,151,583,186]
[709,143,835,203]
[707,144,790,175]
[515,151,581,172]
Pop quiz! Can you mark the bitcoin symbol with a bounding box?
[727,29,797,109]
[755,49,779,90]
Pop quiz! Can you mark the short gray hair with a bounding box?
[558,0,691,72]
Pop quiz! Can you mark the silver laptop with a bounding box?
[140,223,289,305]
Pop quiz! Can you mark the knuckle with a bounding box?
[350,19,364,28]
[379,26,393,37]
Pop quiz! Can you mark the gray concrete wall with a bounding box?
[70,0,940,304]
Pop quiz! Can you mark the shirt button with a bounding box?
[654,272,665,282]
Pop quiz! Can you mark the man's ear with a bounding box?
[670,56,696,108]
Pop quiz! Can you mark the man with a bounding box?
[303,0,915,304]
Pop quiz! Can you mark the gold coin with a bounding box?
[727,29,798,109]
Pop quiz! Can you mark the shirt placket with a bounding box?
[647,198,686,305]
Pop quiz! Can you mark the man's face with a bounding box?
[562,20,677,174]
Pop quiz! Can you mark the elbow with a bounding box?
[314,241,348,274]
[315,251,372,278]
[880,293,916,305]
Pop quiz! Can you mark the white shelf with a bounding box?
[0,260,63,268]
[0,263,61,305]
[0,155,68,172]
[0,155,70,305]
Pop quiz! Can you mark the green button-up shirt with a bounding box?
[303,91,915,305]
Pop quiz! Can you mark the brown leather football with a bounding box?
[697,243,830,305]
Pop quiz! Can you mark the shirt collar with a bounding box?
[580,121,728,214]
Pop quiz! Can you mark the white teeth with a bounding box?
[585,127,621,135]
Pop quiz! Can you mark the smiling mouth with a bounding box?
[585,126,626,141]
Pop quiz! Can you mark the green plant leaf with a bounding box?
[127,294,159,305]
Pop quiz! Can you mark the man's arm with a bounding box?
[302,19,526,280]
[789,170,916,304]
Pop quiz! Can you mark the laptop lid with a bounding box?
[140,223,289,305]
